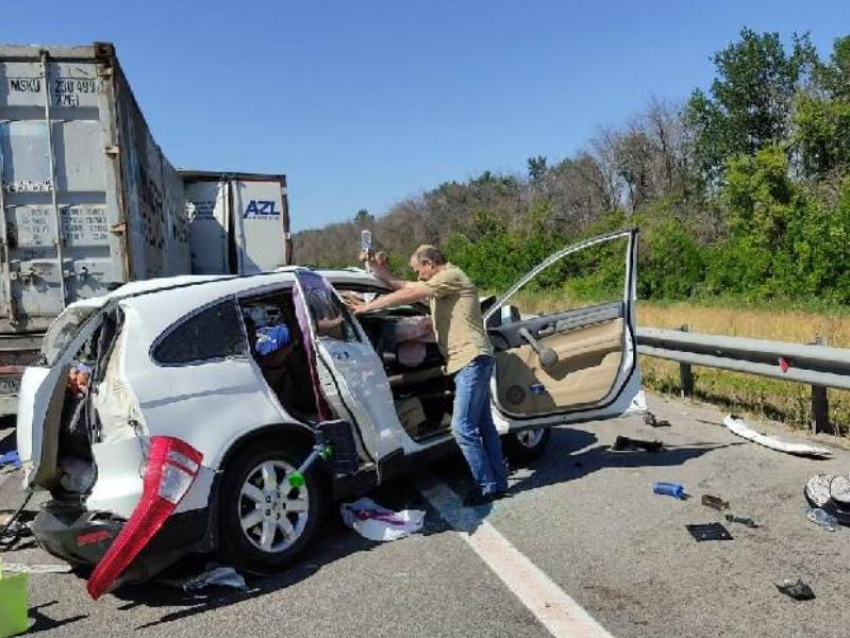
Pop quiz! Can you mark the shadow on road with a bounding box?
[505,427,740,497]
[27,601,87,634]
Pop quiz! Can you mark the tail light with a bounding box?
[87,436,203,600]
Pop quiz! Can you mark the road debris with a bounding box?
[806,507,838,532]
[804,474,850,524]
[162,564,247,593]
[701,494,730,511]
[613,436,663,453]
[686,522,733,542]
[341,498,425,542]
[0,562,72,574]
[653,481,687,499]
[725,514,759,528]
[0,451,20,469]
[776,578,815,601]
[644,413,671,428]
[723,415,832,459]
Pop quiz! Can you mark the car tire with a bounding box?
[502,428,551,465]
[218,440,325,574]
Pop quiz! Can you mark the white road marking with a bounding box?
[417,476,614,638]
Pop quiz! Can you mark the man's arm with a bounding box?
[351,283,432,314]
[361,251,416,291]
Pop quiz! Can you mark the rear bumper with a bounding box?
[32,501,212,568]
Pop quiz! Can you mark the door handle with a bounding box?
[332,350,350,361]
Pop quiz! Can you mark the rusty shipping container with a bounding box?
[0,42,192,413]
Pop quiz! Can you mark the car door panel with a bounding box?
[484,229,641,427]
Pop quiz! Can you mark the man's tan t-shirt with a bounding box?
[421,264,492,375]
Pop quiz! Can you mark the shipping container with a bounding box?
[182,171,292,275]
[0,42,192,412]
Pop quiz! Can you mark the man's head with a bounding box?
[409,245,447,281]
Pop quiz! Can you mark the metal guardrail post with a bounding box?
[679,324,693,398]
[811,336,831,435]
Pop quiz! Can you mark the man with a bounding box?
[351,246,508,506]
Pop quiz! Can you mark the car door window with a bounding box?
[303,286,360,342]
[153,299,246,365]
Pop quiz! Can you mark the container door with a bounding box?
[185,179,230,274]
[484,229,642,430]
[232,179,287,274]
[0,53,123,331]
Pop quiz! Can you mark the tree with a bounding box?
[354,209,374,225]
[686,28,818,181]
[527,155,548,181]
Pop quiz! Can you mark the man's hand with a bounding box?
[350,302,370,315]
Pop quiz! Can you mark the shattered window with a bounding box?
[153,299,246,365]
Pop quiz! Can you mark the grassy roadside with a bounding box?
[520,294,850,435]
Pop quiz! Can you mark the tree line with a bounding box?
[294,29,850,304]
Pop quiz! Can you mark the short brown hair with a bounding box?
[412,245,447,266]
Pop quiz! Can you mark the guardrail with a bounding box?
[635,326,849,434]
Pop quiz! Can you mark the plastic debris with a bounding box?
[341,497,425,542]
[804,474,850,525]
[701,494,730,511]
[613,436,663,453]
[0,451,20,469]
[725,514,759,528]
[686,522,733,542]
[163,564,247,592]
[807,507,838,532]
[776,578,815,601]
[0,562,72,574]
[724,415,832,458]
[643,413,671,428]
[653,482,686,499]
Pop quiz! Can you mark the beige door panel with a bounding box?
[495,319,623,417]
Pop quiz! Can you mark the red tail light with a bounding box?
[87,436,203,599]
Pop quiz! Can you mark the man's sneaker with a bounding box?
[463,488,494,507]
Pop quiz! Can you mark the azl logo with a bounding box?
[244,200,280,219]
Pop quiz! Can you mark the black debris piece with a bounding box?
[686,522,733,542]
[644,413,671,428]
[613,436,663,453]
[776,579,815,601]
[701,494,730,511]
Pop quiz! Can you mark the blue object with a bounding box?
[255,324,291,355]
[530,383,546,395]
[653,481,686,499]
[452,355,507,497]
[0,450,21,469]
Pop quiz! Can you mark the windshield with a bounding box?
[42,305,100,366]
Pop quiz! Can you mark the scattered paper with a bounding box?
[341,498,425,542]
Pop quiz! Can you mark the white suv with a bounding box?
[16,230,642,597]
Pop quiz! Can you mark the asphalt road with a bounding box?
[2,395,849,638]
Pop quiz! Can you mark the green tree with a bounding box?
[686,28,818,181]
[354,209,374,225]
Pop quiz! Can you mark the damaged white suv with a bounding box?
[17,230,642,597]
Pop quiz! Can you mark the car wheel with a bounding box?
[502,427,551,465]
[218,441,325,574]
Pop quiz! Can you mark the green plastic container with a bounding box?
[0,570,29,638]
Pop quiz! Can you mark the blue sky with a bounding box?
[2,1,848,231]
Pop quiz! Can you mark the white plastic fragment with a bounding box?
[723,415,833,458]
[340,497,425,542]
[1,562,72,574]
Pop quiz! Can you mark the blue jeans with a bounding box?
[452,355,508,496]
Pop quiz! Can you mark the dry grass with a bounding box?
[517,294,850,434]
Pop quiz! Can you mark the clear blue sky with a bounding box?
[3,1,848,231]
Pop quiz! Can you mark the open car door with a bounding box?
[484,229,642,429]
[291,270,406,464]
